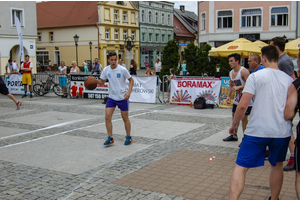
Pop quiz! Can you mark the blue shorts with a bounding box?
[236,135,290,168]
[106,97,129,111]
[59,77,67,87]
[232,104,252,115]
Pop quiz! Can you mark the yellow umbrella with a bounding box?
[209,38,262,58]
[253,40,268,48]
[285,38,300,57]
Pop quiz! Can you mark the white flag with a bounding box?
[14,16,24,67]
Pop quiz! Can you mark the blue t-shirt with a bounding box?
[182,64,187,72]
[251,64,264,73]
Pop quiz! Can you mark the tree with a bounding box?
[184,42,201,76]
[219,57,230,76]
[160,39,180,79]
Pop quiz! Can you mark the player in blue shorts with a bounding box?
[229,45,293,200]
[96,51,134,146]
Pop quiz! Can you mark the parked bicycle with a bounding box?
[33,72,63,96]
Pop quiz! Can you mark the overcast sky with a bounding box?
[172,1,198,15]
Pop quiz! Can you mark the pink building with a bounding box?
[198,1,297,47]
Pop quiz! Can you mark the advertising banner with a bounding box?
[5,74,24,94]
[220,77,235,108]
[70,75,109,99]
[129,76,156,103]
[170,77,221,106]
[15,16,24,66]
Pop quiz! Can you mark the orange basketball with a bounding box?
[84,76,97,90]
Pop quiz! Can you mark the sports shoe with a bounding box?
[16,101,22,110]
[124,135,132,145]
[166,99,169,103]
[265,150,269,158]
[22,95,27,98]
[223,134,238,141]
[283,156,295,171]
[30,95,33,98]
[268,196,279,200]
[103,136,114,146]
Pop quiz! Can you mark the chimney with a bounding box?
[180,5,185,12]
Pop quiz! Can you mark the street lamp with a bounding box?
[124,36,134,51]
[89,41,92,67]
[73,34,79,66]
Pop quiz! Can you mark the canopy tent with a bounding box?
[285,38,300,57]
[209,38,262,58]
[253,40,268,48]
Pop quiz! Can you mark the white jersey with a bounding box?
[6,62,19,72]
[100,64,131,101]
[230,67,252,106]
[243,68,293,138]
[58,66,67,77]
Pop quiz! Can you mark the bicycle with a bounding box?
[33,72,63,96]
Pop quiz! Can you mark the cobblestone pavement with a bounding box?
[0,93,298,200]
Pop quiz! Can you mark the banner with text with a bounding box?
[5,74,24,94]
[129,76,156,103]
[70,75,109,99]
[220,77,235,108]
[170,77,221,105]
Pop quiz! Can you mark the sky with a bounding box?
[171,1,198,15]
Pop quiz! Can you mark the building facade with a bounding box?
[198,1,297,47]
[0,1,37,74]
[98,1,140,69]
[36,1,99,69]
[139,1,174,68]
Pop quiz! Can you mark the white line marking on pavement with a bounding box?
[0,111,152,149]
[153,110,232,118]
[0,118,95,140]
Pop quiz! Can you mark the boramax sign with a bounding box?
[170,77,221,105]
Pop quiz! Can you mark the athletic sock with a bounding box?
[24,92,27,96]
[290,153,294,158]
[30,92,32,96]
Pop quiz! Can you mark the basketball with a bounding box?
[84,76,98,90]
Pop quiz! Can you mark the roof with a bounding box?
[37,1,98,29]
[174,8,198,34]
[174,16,195,38]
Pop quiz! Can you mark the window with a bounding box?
[142,33,145,41]
[155,12,158,23]
[217,10,232,28]
[131,31,135,41]
[241,9,261,27]
[162,13,164,25]
[123,11,127,21]
[115,30,119,40]
[149,33,152,42]
[141,10,145,22]
[49,32,53,42]
[38,32,41,43]
[162,34,165,42]
[168,35,171,41]
[168,14,170,25]
[201,13,206,30]
[105,29,110,40]
[36,51,49,66]
[117,1,123,5]
[114,10,119,21]
[149,11,152,23]
[123,30,127,41]
[156,34,159,42]
[271,7,288,26]
[11,9,24,26]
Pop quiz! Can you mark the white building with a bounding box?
[0,1,37,74]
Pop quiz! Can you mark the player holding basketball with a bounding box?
[96,51,134,146]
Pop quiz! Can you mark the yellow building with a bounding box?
[36,1,99,69]
[97,1,140,69]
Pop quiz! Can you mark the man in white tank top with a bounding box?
[223,53,252,142]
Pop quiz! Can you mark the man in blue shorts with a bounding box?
[229,45,293,200]
[96,51,134,146]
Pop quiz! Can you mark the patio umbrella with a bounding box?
[285,38,300,57]
[209,38,262,58]
[253,40,268,48]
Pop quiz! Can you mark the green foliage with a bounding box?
[185,43,201,76]
[160,39,180,79]
[219,57,231,76]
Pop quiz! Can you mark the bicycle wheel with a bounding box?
[53,84,63,96]
[33,84,45,96]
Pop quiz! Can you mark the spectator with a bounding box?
[91,58,102,75]
[68,61,80,75]
[182,60,187,75]
[20,55,33,98]
[166,68,175,103]
[36,60,41,72]
[6,59,19,75]
[83,60,89,74]
[145,66,154,76]
[129,59,137,75]
[119,58,126,68]
[57,61,67,98]
[248,54,263,73]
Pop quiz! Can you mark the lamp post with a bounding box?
[73,34,79,66]
[89,41,92,67]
